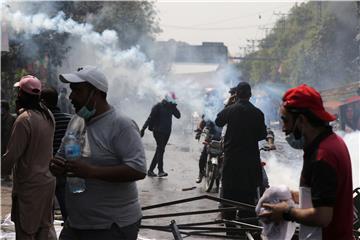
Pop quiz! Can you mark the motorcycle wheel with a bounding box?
[205,162,218,192]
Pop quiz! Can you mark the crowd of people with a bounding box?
[0,65,356,240]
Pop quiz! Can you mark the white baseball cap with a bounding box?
[59,66,108,93]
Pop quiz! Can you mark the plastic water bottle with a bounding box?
[64,131,86,193]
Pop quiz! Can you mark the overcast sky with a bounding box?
[155,1,302,56]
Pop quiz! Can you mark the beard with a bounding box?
[16,94,40,111]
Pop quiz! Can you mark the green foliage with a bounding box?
[70,1,161,49]
[237,2,359,89]
[2,1,161,102]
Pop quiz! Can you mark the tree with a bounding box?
[237,1,358,89]
[1,1,161,107]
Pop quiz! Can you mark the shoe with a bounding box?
[195,172,204,183]
[158,171,168,177]
[147,171,157,177]
[196,175,203,183]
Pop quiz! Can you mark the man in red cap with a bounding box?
[259,84,354,240]
[2,75,57,239]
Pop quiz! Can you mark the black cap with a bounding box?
[236,82,251,98]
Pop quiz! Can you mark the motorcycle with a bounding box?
[196,125,224,193]
[204,137,223,193]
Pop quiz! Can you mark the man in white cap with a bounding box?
[2,75,57,240]
[50,66,147,240]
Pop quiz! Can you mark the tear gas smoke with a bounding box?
[264,130,360,191]
[3,10,118,48]
[262,130,303,190]
[252,82,287,127]
[2,7,239,146]
[339,131,360,188]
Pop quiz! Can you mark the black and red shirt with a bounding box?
[301,127,354,240]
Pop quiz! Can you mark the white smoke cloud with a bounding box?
[2,6,241,148]
[3,10,118,49]
[341,131,360,188]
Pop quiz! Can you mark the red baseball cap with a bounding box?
[282,84,336,122]
[14,75,42,95]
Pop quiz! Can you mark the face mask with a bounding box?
[76,90,96,120]
[285,133,305,149]
[285,116,304,149]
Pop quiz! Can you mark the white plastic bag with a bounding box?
[255,185,297,240]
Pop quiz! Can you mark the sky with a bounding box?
[155,1,302,56]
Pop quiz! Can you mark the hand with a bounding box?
[65,159,94,179]
[225,95,237,107]
[195,131,201,140]
[291,191,299,204]
[140,129,145,137]
[258,201,289,224]
[49,156,66,176]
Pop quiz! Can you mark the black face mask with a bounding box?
[285,115,305,149]
[289,114,302,139]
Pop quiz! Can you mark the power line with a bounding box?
[161,22,277,31]
[189,11,263,27]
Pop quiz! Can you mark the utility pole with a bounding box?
[246,39,262,53]
[259,25,272,38]
[238,46,249,57]
[317,2,322,24]
[273,12,289,32]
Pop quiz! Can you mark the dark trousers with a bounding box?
[59,220,141,240]
[55,176,67,221]
[220,184,258,230]
[198,145,208,174]
[149,131,170,172]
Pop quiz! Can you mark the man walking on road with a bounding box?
[259,84,354,240]
[50,66,147,240]
[140,92,181,177]
[215,82,267,234]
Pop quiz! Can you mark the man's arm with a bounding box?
[260,202,333,227]
[256,111,267,141]
[171,104,181,119]
[195,119,206,140]
[141,104,159,136]
[68,121,147,182]
[259,160,337,227]
[65,161,145,182]
[215,107,230,127]
[1,117,29,175]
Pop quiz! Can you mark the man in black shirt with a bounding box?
[215,82,267,233]
[194,116,222,183]
[41,87,72,221]
[141,92,181,177]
